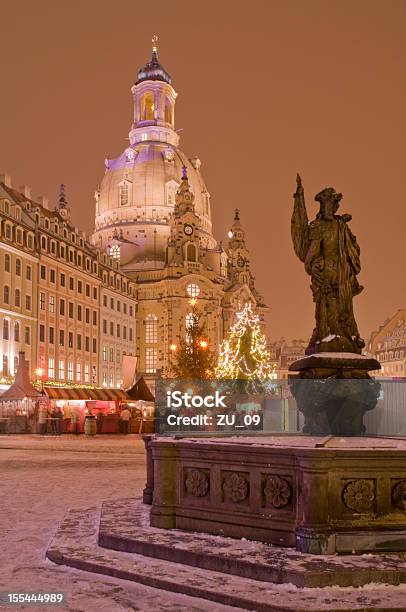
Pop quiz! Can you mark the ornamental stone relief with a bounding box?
[185,468,209,497]
[264,475,292,508]
[342,479,375,513]
[392,480,406,511]
[222,472,249,503]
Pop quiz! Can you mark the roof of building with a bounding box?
[136,42,172,86]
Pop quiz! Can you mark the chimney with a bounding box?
[0,173,12,188]
[20,185,31,199]
[37,195,49,209]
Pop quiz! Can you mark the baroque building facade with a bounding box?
[91,40,266,379]
[0,175,136,389]
[367,309,406,377]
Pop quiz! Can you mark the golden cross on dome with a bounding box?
[152,35,158,53]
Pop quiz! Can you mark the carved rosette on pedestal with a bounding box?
[342,479,375,513]
[222,472,249,503]
[185,469,209,497]
[392,480,406,511]
[264,475,292,508]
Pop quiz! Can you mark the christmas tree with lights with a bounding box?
[169,300,216,379]
[215,303,275,386]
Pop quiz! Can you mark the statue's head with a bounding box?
[315,187,342,219]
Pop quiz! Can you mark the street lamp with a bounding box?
[35,368,44,393]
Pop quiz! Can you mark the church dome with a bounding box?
[91,40,215,271]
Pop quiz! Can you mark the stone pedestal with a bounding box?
[289,353,381,436]
[142,434,154,505]
[149,435,406,554]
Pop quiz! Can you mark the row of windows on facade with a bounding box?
[102,372,121,387]
[102,347,129,363]
[39,293,98,324]
[2,198,86,247]
[44,358,96,383]
[37,287,133,325]
[2,320,31,344]
[144,310,198,345]
[39,263,135,311]
[2,204,134,295]
[2,354,29,378]
[3,254,32,278]
[3,287,32,310]
[39,250,131,294]
[102,319,134,341]
[38,325,97,352]
[379,350,405,361]
[2,218,35,249]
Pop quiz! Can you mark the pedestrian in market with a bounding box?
[119,406,131,434]
[54,405,63,435]
[38,404,48,435]
[96,410,104,434]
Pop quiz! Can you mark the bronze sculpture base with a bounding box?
[148,435,406,554]
[289,353,381,436]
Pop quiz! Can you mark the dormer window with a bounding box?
[119,180,132,207]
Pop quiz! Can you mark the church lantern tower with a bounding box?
[91,36,215,272]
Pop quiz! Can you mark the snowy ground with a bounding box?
[2,435,406,612]
[0,435,240,612]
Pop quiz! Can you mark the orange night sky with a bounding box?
[0,0,405,342]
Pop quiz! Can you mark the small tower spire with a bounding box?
[57,183,70,221]
[175,167,195,213]
[152,34,158,61]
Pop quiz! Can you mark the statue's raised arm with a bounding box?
[291,174,309,262]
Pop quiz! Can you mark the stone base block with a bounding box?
[150,435,406,554]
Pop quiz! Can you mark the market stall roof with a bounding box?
[126,377,155,402]
[44,387,129,401]
[0,352,43,401]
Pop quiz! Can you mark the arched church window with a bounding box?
[165,180,179,205]
[119,183,129,206]
[140,92,154,121]
[165,97,173,125]
[186,283,200,298]
[145,314,158,344]
[109,245,120,261]
[186,243,197,262]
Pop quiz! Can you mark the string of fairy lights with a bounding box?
[215,303,276,380]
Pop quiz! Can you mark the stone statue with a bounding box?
[291,174,365,355]
[289,175,381,436]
